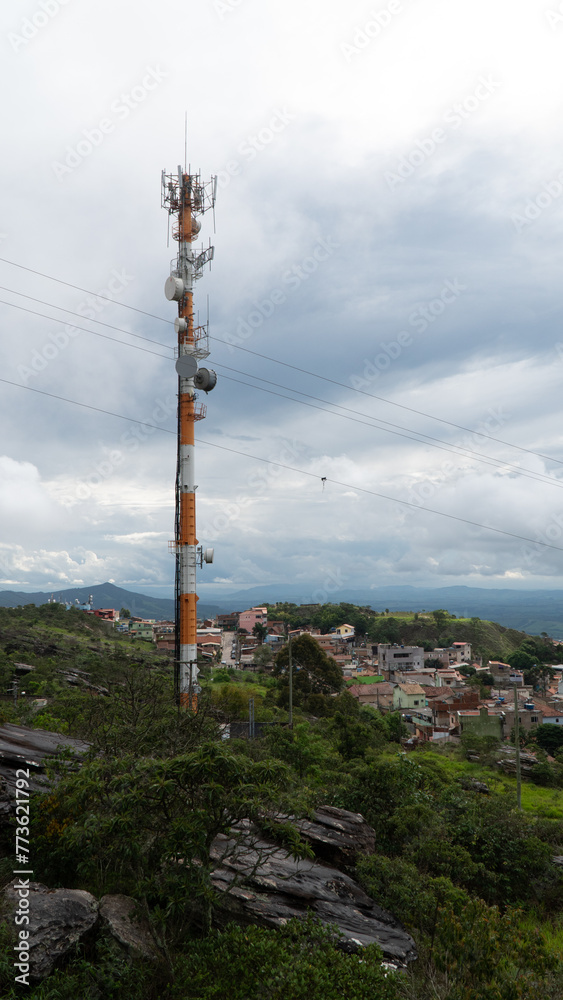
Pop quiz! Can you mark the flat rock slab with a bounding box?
[210,834,416,965]
[292,806,376,867]
[0,723,89,797]
[3,881,98,979]
[99,894,160,960]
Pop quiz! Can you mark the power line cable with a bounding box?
[0,286,173,351]
[1,374,562,555]
[0,299,171,361]
[210,335,563,469]
[2,281,563,491]
[2,289,562,489]
[215,369,563,492]
[2,255,562,468]
[0,377,176,434]
[0,257,171,324]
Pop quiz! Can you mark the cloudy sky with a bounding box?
[1,0,563,602]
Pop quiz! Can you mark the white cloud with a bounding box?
[1,0,563,597]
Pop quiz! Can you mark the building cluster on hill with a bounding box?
[348,641,563,743]
[66,600,563,738]
[215,607,563,742]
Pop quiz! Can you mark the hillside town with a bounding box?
[75,599,563,746]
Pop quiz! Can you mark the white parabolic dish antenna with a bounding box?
[175,355,198,378]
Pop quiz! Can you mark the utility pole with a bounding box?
[513,683,521,809]
[162,164,217,709]
[288,629,293,728]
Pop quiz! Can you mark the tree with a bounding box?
[253,644,272,667]
[531,724,563,756]
[424,657,445,670]
[432,609,450,631]
[507,648,536,672]
[459,665,476,677]
[35,742,292,943]
[120,607,131,618]
[252,622,268,644]
[274,634,343,706]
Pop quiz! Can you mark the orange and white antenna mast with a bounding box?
[162,162,217,708]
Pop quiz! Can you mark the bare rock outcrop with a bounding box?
[3,882,98,980]
[292,805,376,868]
[210,830,417,965]
[99,894,160,960]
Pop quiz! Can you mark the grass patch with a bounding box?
[421,745,563,818]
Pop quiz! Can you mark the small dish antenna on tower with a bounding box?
[175,355,198,378]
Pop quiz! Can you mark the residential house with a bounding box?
[91,608,118,622]
[451,641,472,662]
[497,700,543,735]
[196,628,222,659]
[404,669,441,686]
[239,607,268,633]
[432,689,480,733]
[378,644,424,677]
[457,706,503,739]
[332,624,355,640]
[217,612,239,630]
[348,681,394,710]
[129,621,154,641]
[488,661,524,686]
[426,644,474,667]
[536,704,563,726]
[435,668,465,687]
[426,648,458,667]
[393,683,426,712]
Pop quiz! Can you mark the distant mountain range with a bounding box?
[200,584,563,638]
[1,582,563,637]
[0,583,176,621]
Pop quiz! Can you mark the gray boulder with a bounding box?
[3,881,98,979]
[99,894,160,960]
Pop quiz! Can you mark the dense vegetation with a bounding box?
[1,603,563,997]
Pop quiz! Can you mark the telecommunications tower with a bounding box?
[162,164,217,708]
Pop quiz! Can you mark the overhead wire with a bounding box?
[214,364,563,491]
[1,374,563,556]
[0,257,171,324]
[0,298,172,360]
[210,335,563,470]
[0,285,173,351]
[0,255,561,470]
[2,287,563,491]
